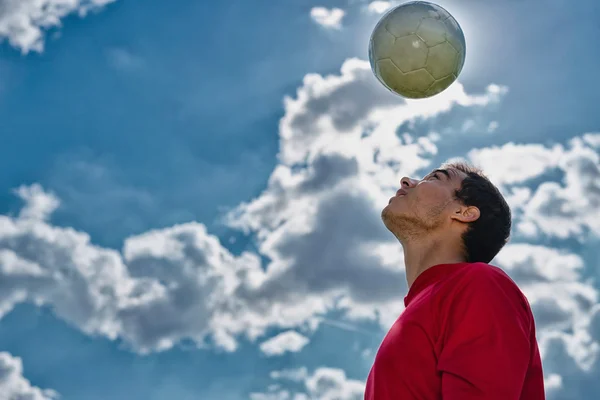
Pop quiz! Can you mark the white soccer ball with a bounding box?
[368,1,466,99]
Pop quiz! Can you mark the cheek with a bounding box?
[414,186,450,210]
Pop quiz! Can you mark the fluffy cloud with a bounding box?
[259,331,310,356]
[251,367,364,400]
[13,184,60,221]
[495,244,597,335]
[310,7,345,29]
[0,0,116,53]
[0,186,261,353]
[0,352,58,400]
[468,142,563,186]
[468,133,600,239]
[366,1,393,14]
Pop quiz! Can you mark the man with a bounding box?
[364,162,545,399]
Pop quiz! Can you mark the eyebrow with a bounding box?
[431,169,451,179]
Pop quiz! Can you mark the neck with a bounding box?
[401,233,465,288]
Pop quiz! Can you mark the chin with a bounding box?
[381,206,398,228]
[381,203,394,219]
[383,202,404,216]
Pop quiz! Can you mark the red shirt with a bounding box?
[364,262,545,400]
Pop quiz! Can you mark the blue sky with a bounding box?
[0,0,599,399]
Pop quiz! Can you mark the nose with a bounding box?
[400,177,417,188]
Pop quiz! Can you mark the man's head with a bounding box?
[381,161,511,264]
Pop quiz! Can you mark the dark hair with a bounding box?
[444,161,511,263]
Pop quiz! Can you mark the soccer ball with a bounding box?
[368,1,466,99]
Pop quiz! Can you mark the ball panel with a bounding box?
[416,17,447,47]
[375,59,406,93]
[390,35,428,72]
[401,68,435,92]
[405,90,430,99]
[443,16,465,54]
[369,25,396,63]
[425,41,458,79]
[410,1,445,19]
[375,60,434,98]
[425,74,456,97]
[383,4,425,38]
[433,4,451,20]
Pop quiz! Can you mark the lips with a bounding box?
[388,189,407,204]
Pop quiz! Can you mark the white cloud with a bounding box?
[468,142,562,186]
[253,367,364,400]
[250,391,302,400]
[0,352,59,400]
[259,331,310,356]
[0,0,116,53]
[304,368,364,400]
[495,244,597,332]
[0,185,267,353]
[310,7,345,29]
[367,1,393,14]
[13,183,60,221]
[468,134,600,240]
[544,373,563,395]
[520,135,600,239]
[487,120,499,133]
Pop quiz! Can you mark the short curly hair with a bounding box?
[444,161,512,263]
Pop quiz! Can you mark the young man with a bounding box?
[364,162,545,399]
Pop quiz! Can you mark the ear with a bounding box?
[451,205,480,223]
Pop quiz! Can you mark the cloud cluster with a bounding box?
[469,133,600,239]
[366,1,393,14]
[0,0,116,53]
[0,352,58,400]
[251,367,364,400]
[259,331,310,356]
[310,7,345,29]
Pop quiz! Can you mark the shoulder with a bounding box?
[454,262,519,291]
[448,262,532,319]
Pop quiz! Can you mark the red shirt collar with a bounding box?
[404,262,469,307]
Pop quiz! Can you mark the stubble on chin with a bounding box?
[381,206,422,241]
[381,204,445,242]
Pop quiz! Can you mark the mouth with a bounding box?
[388,190,407,204]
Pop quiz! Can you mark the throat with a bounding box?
[402,237,465,288]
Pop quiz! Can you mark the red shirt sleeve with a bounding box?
[437,266,533,399]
